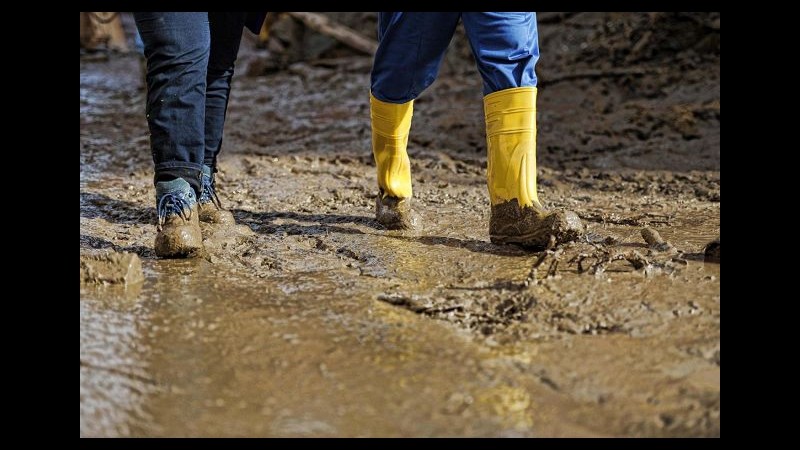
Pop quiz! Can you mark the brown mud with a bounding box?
[80,13,719,437]
[81,251,144,285]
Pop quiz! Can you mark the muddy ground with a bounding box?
[80,12,719,437]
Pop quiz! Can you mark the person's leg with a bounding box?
[463,12,582,248]
[135,12,209,257]
[462,12,538,96]
[198,12,247,225]
[369,12,460,229]
[203,12,246,171]
[371,12,461,104]
[136,12,209,194]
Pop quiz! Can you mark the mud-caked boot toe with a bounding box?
[550,210,584,244]
[490,200,584,249]
[198,165,236,226]
[198,202,235,225]
[154,178,204,258]
[376,192,417,230]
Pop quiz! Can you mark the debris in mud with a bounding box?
[377,293,463,315]
[378,290,538,337]
[526,248,566,282]
[80,251,143,285]
[641,227,677,253]
[568,247,684,278]
[492,294,537,324]
[584,232,618,246]
[580,211,674,227]
[564,171,719,203]
[377,293,425,311]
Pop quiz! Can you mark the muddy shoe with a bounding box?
[704,237,720,263]
[198,165,235,225]
[376,190,417,230]
[154,178,204,258]
[490,199,584,249]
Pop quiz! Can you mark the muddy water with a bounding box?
[80,34,719,437]
[81,261,599,437]
[80,195,719,436]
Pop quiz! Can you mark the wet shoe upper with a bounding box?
[198,165,235,225]
[490,199,584,249]
[154,178,203,257]
[375,189,417,230]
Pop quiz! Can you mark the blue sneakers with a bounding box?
[153,178,204,257]
[198,165,235,225]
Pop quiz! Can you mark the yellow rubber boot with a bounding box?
[485,86,540,208]
[370,93,416,229]
[484,87,583,248]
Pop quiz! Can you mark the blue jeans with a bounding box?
[135,12,246,195]
[370,12,539,103]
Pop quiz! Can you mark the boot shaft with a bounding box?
[370,93,414,199]
[484,86,539,208]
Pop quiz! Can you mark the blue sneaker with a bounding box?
[198,165,235,225]
[154,178,203,257]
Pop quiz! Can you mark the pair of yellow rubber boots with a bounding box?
[371,87,583,248]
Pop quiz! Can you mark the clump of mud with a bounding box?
[80,251,143,285]
[641,227,677,253]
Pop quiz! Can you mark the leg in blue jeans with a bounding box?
[135,12,209,195]
[135,12,246,195]
[204,12,246,172]
[135,12,248,257]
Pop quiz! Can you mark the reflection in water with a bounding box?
[81,257,593,436]
[80,281,156,436]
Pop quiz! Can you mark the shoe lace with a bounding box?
[157,193,192,231]
[200,175,222,209]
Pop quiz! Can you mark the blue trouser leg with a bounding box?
[461,12,538,94]
[204,12,247,172]
[370,12,539,102]
[135,12,210,195]
[370,12,461,103]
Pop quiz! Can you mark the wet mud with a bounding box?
[81,13,719,437]
[81,251,144,285]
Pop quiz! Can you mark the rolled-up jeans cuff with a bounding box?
[154,162,203,196]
